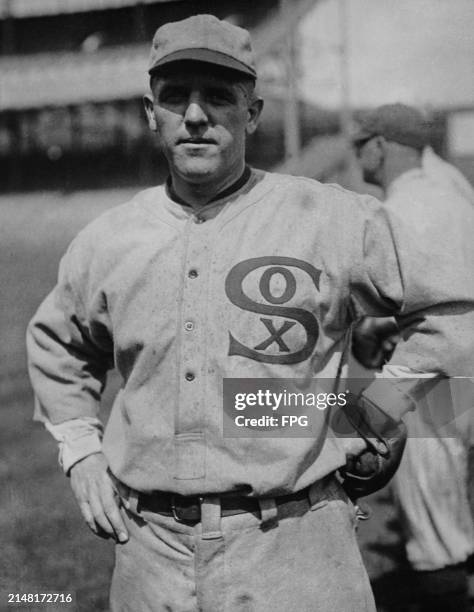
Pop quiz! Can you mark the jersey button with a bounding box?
[194,215,205,224]
[184,321,194,331]
[188,269,198,279]
[185,372,195,381]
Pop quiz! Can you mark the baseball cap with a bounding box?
[148,14,257,79]
[352,104,431,150]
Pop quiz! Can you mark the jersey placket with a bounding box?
[174,210,214,481]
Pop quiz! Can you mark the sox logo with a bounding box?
[225,257,321,364]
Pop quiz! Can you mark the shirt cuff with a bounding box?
[44,417,103,475]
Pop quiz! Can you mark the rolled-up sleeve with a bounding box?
[42,417,104,474]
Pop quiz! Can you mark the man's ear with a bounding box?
[143,94,157,131]
[372,135,386,164]
[246,97,264,135]
[374,135,386,153]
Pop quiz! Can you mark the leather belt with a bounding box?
[137,486,311,524]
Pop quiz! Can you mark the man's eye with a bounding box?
[159,90,188,104]
[206,90,234,105]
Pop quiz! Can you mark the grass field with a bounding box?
[0,189,136,612]
[0,188,445,612]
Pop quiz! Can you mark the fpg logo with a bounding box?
[225,257,321,364]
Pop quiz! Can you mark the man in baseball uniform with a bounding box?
[27,17,474,612]
[352,103,474,612]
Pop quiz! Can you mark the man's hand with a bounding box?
[334,392,407,500]
[352,316,401,370]
[69,453,129,543]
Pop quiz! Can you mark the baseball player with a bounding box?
[26,17,474,612]
[352,104,474,612]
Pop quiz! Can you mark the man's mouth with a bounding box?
[179,137,216,145]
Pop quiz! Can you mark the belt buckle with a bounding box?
[171,494,203,524]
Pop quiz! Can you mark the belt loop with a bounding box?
[309,478,330,511]
[200,495,222,540]
[108,471,139,515]
[258,498,278,529]
[126,487,140,515]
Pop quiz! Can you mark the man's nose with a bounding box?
[183,93,208,127]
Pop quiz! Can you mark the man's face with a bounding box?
[353,136,383,186]
[144,66,262,186]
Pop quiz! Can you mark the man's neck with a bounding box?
[169,164,248,210]
[383,154,422,193]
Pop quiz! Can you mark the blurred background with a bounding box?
[1,0,473,193]
[0,1,473,610]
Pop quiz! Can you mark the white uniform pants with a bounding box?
[110,478,375,612]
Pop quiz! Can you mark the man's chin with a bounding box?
[174,161,219,183]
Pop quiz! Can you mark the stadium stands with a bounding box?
[1,0,339,191]
[1,0,167,18]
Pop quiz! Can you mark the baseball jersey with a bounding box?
[27,169,474,495]
[382,167,474,570]
[384,167,474,371]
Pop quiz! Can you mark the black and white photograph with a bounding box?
[1,1,474,610]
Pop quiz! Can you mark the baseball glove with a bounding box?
[351,316,401,370]
[335,392,407,500]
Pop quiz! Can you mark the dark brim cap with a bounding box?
[149,14,257,79]
[352,104,431,150]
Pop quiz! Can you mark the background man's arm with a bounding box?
[339,199,473,497]
[351,201,474,417]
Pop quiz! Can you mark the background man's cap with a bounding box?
[352,104,431,150]
[148,14,257,79]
